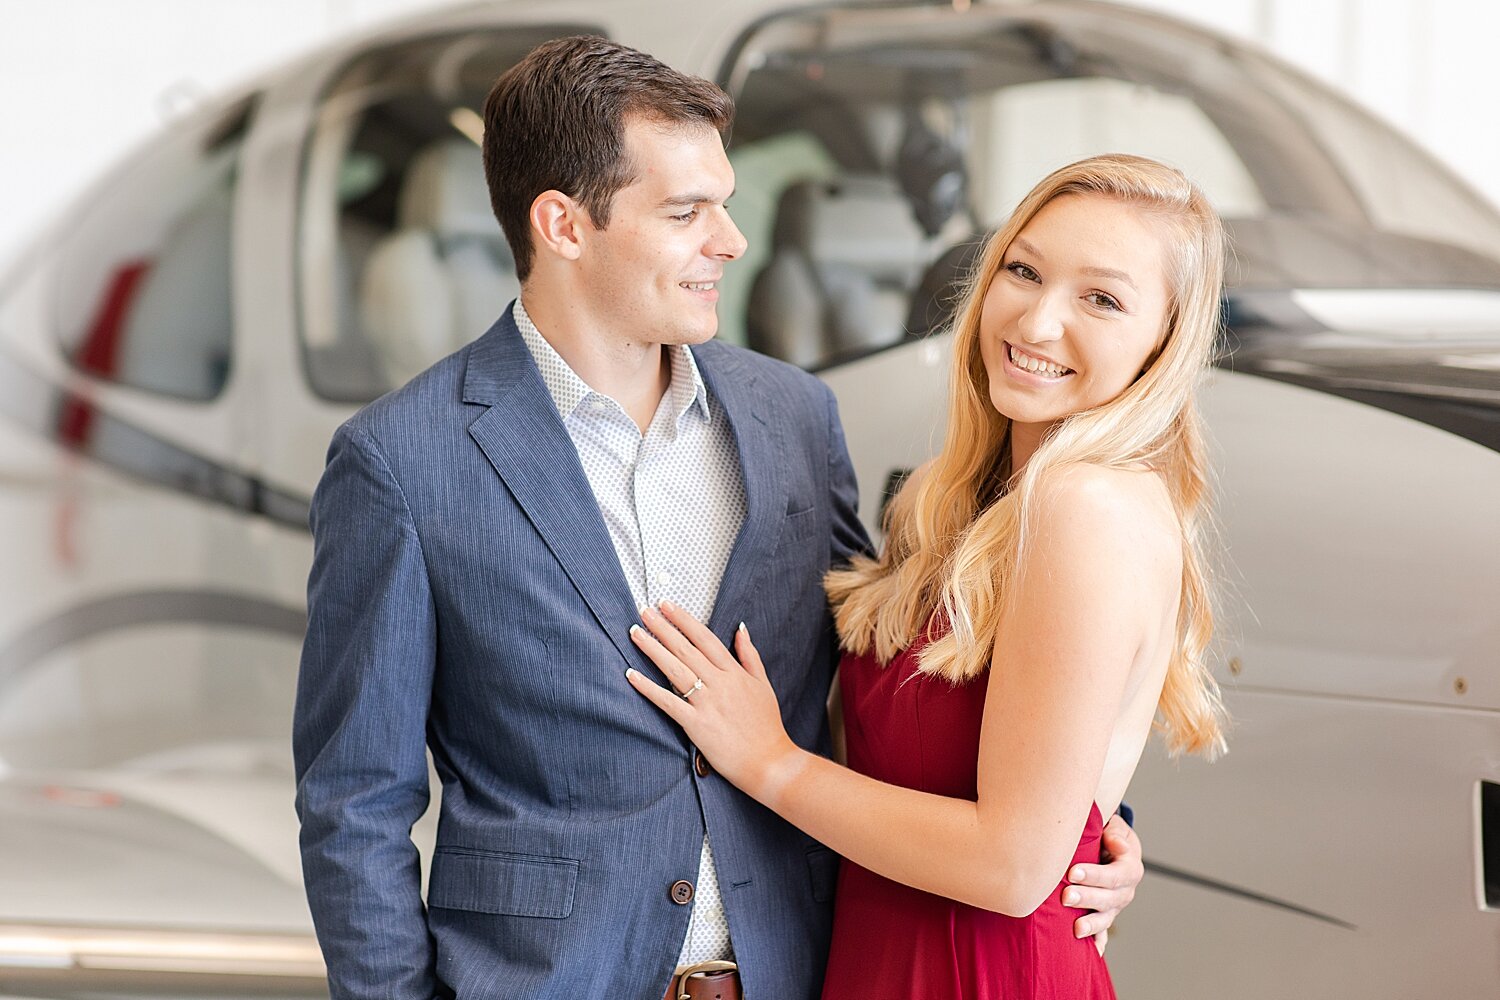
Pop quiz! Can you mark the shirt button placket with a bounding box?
[637,444,666,607]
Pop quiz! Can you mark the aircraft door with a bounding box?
[255,22,606,502]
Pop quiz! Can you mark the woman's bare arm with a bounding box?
[628,465,1177,917]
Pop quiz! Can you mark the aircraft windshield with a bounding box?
[281,2,1500,392]
[717,2,1500,365]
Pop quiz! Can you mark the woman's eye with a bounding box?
[1087,291,1122,311]
[1004,261,1039,282]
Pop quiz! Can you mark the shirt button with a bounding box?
[590,398,608,412]
[694,751,712,778]
[670,880,695,905]
[656,570,673,588]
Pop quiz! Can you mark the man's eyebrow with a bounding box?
[658,188,735,209]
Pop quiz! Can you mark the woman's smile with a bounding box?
[1003,341,1076,382]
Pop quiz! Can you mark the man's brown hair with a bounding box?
[482,35,735,281]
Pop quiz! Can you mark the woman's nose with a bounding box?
[1018,293,1065,343]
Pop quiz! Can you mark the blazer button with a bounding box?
[670,880,695,905]
[694,751,712,778]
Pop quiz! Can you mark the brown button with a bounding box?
[670,879,695,905]
[694,751,712,778]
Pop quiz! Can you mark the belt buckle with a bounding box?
[674,960,738,1000]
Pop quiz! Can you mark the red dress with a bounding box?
[821,633,1117,1000]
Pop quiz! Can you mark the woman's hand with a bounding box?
[625,601,806,804]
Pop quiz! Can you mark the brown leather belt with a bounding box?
[662,960,741,1000]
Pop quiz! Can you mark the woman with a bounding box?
[626,153,1229,998]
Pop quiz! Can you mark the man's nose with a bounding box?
[708,207,748,261]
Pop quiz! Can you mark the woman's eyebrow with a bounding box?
[1082,266,1137,291]
[1011,237,1137,290]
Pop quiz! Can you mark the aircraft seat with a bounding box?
[905,233,989,339]
[359,138,519,387]
[746,175,929,369]
[307,215,388,401]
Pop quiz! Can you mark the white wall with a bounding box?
[0,0,458,260]
[1128,0,1500,203]
[1,0,1497,262]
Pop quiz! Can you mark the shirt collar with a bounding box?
[514,298,711,425]
[665,338,712,426]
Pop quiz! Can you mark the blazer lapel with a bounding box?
[463,308,642,665]
[695,345,789,637]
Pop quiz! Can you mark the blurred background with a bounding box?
[1,1,1497,997]
[4,0,1500,262]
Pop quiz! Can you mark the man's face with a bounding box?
[576,118,746,348]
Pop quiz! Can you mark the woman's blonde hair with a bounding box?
[826,153,1227,757]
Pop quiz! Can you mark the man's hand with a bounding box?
[1064,813,1143,950]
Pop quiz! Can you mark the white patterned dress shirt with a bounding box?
[514,298,745,967]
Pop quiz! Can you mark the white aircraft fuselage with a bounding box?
[0,1,1497,995]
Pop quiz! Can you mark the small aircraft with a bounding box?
[0,0,1496,995]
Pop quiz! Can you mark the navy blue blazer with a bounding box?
[293,307,870,999]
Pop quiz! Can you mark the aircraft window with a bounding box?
[297,26,601,403]
[53,97,253,401]
[722,132,840,348]
[1242,47,1500,271]
[972,78,1264,222]
[722,5,1500,370]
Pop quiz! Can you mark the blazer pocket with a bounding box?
[428,848,579,918]
[806,846,840,904]
[782,505,820,543]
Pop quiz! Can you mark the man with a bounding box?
[293,35,1141,1000]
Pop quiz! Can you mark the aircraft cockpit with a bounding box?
[718,5,1500,373]
[278,2,1500,423]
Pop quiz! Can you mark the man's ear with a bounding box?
[530,190,586,262]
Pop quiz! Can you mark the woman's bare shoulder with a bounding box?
[1031,463,1181,564]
